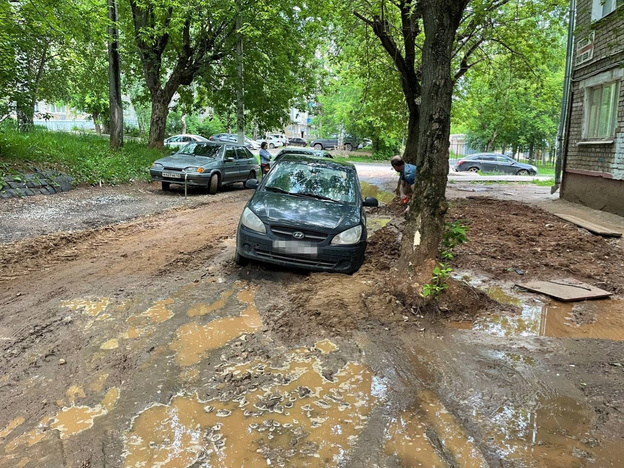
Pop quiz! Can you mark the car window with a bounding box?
[179,143,221,157]
[480,155,495,161]
[263,161,357,204]
[224,147,236,160]
[235,148,249,160]
[181,136,191,142]
[168,136,180,142]
[495,156,510,162]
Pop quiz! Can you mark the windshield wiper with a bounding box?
[295,192,340,202]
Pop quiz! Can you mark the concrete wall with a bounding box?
[561,171,624,215]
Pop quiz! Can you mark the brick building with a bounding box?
[561,0,624,216]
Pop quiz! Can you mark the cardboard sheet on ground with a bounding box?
[553,213,623,237]
[516,278,613,302]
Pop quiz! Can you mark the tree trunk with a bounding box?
[181,114,187,134]
[403,110,420,165]
[148,96,169,148]
[16,103,34,132]
[107,0,124,149]
[93,112,102,135]
[397,0,468,290]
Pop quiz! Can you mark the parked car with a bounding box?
[288,137,308,147]
[274,147,333,162]
[454,153,538,175]
[209,133,259,150]
[164,134,208,149]
[269,133,289,146]
[235,155,378,274]
[358,138,372,149]
[150,141,259,194]
[261,135,284,149]
[311,137,359,151]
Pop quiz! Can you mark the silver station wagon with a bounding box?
[150,141,259,194]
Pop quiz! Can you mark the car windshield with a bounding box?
[263,161,357,204]
[178,143,221,157]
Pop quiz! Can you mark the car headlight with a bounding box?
[152,162,163,168]
[183,166,201,173]
[331,225,362,245]
[241,207,266,234]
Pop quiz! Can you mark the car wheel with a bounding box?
[244,171,256,188]
[516,169,530,176]
[162,182,171,191]
[467,167,480,173]
[269,143,275,149]
[314,143,323,150]
[234,250,249,266]
[208,173,219,195]
[344,143,353,151]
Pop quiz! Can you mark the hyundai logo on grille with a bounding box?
[292,231,305,240]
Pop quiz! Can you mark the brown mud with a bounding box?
[0,185,623,467]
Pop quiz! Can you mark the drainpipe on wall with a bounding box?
[552,0,576,194]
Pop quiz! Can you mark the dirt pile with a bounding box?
[448,198,624,294]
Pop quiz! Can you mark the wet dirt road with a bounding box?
[1,184,624,467]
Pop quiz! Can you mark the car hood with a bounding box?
[249,191,361,231]
[156,154,218,168]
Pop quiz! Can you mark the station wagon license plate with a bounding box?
[162,172,182,179]
[273,240,318,256]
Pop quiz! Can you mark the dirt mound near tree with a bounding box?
[448,198,624,294]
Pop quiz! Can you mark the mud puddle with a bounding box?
[451,286,624,341]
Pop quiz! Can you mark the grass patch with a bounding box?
[360,181,395,203]
[0,125,168,185]
[332,155,387,164]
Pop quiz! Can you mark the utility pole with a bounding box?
[235,5,245,146]
[107,0,123,149]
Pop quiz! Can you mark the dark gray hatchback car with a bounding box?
[150,141,259,193]
[235,155,378,274]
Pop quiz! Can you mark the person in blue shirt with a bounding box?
[259,142,272,176]
[390,155,416,200]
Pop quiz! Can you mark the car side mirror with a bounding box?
[245,179,259,190]
[363,196,378,207]
[225,157,235,162]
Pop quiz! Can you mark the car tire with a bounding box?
[162,182,171,191]
[314,143,323,150]
[234,250,250,266]
[467,167,480,173]
[516,169,530,176]
[208,173,219,195]
[269,143,275,149]
[344,143,353,151]
[244,171,256,188]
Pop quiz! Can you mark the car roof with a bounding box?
[277,154,354,169]
[187,140,247,148]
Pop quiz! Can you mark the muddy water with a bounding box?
[452,287,624,340]
[124,342,378,467]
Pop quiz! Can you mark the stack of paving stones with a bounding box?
[0,170,74,199]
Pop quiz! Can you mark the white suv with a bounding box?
[263,135,284,148]
[270,134,288,147]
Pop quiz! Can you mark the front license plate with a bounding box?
[273,240,318,256]
[162,171,182,179]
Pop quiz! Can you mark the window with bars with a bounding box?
[585,81,620,139]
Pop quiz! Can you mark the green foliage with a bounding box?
[441,221,470,262]
[0,124,166,185]
[422,264,452,298]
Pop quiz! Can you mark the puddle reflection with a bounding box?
[452,287,624,341]
[124,343,378,467]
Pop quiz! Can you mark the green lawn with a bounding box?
[0,125,168,185]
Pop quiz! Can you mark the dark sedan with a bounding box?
[454,153,538,175]
[235,155,378,274]
[288,137,307,146]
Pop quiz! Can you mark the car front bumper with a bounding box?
[150,170,213,187]
[236,226,366,273]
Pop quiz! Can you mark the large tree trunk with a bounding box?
[403,110,420,164]
[16,103,34,132]
[397,0,468,289]
[149,95,170,148]
[93,112,102,135]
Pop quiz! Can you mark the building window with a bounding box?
[585,81,620,139]
[592,0,623,21]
